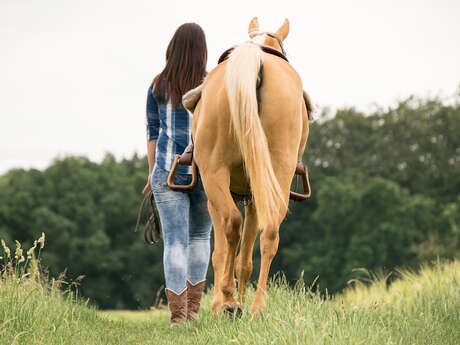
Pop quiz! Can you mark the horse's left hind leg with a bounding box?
[203,170,242,314]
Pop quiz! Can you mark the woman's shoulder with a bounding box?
[147,81,162,107]
[148,79,158,95]
[147,81,156,101]
[150,79,167,103]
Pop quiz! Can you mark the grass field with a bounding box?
[1,251,459,344]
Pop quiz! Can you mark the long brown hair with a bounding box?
[153,23,207,109]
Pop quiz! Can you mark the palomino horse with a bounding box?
[189,17,310,315]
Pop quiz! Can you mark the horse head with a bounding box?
[248,17,289,55]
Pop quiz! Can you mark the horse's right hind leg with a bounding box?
[235,203,258,304]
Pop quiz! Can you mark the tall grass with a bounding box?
[1,235,459,345]
[1,235,91,344]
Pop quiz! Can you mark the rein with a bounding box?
[135,189,162,245]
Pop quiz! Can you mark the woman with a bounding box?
[142,23,211,326]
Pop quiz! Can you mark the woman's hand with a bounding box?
[142,174,152,195]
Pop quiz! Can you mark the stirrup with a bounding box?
[167,155,198,192]
[289,162,311,202]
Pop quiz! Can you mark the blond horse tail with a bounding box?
[225,43,286,229]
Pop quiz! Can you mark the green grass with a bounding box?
[1,239,459,345]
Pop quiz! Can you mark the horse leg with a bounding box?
[250,222,281,314]
[251,167,292,315]
[204,170,242,314]
[208,203,226,313]
[235,203,258,304]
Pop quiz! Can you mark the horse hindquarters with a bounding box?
[225,43,287,231]
[195,46,303,315]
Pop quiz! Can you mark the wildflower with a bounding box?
[15,240,25,263]
[38,232,46,249]
[27,240,38,259]
[1,239,11,259]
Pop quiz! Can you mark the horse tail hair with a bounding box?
[225,43,286,229]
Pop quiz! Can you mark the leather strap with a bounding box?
[289,162,311,201]
[178,143,194,166]
[167,156,198,192]
[218,44,289,65]
[135,189,162,244]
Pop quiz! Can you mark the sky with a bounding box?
[1,0,459,173]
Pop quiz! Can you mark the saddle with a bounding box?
[168,43,312,202]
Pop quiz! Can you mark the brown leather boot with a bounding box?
[186,280,206,320]
[165,288,187,326]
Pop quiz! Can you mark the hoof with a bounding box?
[250,301,266,315]
[222,303,242,318]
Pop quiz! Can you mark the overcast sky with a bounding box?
[1,0,459,173]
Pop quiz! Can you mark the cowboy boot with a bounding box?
[165,288,187,326]
[186,280,206,320]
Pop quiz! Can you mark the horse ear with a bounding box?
[248,17,259,38]
[275,18,289,41]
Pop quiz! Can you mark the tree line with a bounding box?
[0,95,459,309]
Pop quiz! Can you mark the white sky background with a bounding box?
[1,0,459,173]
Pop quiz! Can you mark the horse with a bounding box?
[189,17,310,315]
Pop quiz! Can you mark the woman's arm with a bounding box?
[146,140,156,174]
[143,84,160,194]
